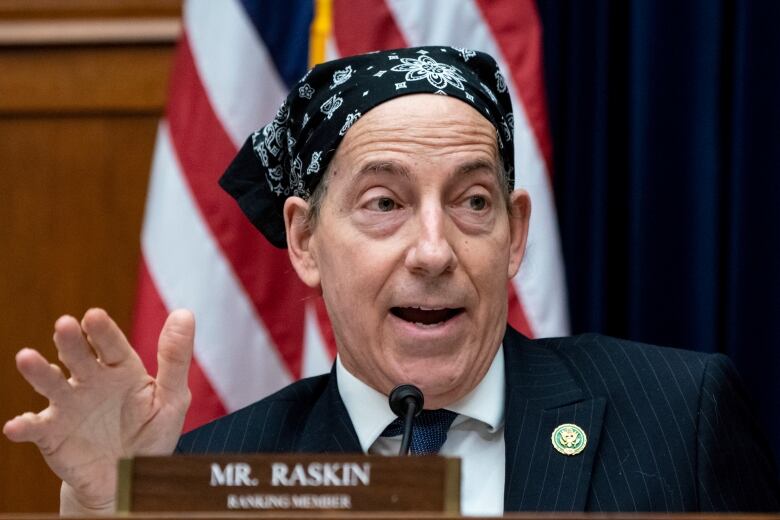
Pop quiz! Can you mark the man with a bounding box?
[4,47,779,515]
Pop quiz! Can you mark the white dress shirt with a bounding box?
[336,348,506,516]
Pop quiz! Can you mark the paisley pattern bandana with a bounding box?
[220,46,515,248]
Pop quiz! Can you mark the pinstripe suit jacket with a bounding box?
[177,326,780,511]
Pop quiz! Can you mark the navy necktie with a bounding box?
[381,409,458,455]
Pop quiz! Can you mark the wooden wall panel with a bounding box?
[0,0,181,19]
[0,4,179,511]
[0,115,159,512]
[0,46,173,112]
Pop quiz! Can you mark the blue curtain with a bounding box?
[537,0,780,470]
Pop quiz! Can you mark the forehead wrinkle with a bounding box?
[348,121,495,145]
[345,157,500,196]
[340,128,498,165]
[339,115,496,156]
[332,95,501,180]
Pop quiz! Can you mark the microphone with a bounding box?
[388,384,424,456]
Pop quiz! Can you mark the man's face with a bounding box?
[287,94,529,408]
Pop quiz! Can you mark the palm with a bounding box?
[3,309,193,511]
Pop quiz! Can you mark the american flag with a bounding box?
[132,0,569,432]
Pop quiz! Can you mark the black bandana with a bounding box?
[220,46,515,248]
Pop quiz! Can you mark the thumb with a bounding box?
[155,309,195,396]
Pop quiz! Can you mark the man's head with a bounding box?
[283,94,529,408]
[220,46,529,407]
[220,46,517,247]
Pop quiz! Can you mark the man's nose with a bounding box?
[404,205,458,276]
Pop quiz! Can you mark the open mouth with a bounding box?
[390,306,465,326]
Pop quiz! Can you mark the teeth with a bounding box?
[413,321,444,328]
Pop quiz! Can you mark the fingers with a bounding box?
[155,309,195,395]
[80,308,134,366]
[3,411,47,443]
[15,348,71,401]
[6,349,70,445]
[54,315,98,380]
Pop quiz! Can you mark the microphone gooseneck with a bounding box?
[388,384,424,456]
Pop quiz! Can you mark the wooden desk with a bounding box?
[0,513,778,520]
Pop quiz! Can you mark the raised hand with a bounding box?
[3,308,194,514]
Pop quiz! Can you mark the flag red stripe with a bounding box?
[332,0,408,56]
[475,0,554,175]
[165,35,311,379]
[132,257,227,430]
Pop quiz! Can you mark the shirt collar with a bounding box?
[336,346,506,453]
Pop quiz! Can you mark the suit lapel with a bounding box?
[296,365,363,453]
[502,328,605,511]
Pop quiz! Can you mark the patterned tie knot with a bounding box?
[381,409,458,455]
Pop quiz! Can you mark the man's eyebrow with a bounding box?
[357,161,410,178]
[455,159,500,176]
[354,159,497,179]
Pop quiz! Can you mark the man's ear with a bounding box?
[284,196,321,289]
[507,189,531,279]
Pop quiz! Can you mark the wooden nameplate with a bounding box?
[117,454,460,514]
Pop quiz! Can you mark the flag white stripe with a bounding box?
[185,0,288,147]
[301,306,333,378]
[386,0,570,337]
[141,121,293,411]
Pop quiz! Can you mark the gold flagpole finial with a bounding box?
[309,0,332,68]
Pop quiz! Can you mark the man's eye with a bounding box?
[372,197,396,212]
[468,195,487,211]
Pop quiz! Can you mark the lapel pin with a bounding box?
[551,423,587,456]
